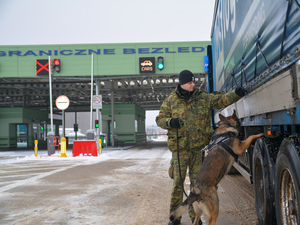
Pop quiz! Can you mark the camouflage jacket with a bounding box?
[156,86,241,152]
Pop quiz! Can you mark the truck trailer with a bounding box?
[209,0,300,224]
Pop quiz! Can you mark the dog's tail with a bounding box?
[169,193,199,221]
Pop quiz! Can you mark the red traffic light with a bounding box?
[52,59,61,72]
[53,59,60,65]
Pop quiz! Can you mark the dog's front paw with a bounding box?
[257,133,264,138]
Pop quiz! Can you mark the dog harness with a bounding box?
[202,132,239,160]
[218,142,239,160]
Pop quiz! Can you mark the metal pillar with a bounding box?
[62,110,65,137]
[87,54,94,140]
[48,55,54,132]
[111,87,115,147]
[96,79,100,149]
[47,55,55,143]
[75,111,77,140]
[90,54,94,130]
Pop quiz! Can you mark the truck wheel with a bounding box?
[275,138,300,225]
[252,138,276,225]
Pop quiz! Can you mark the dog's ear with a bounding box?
[232,110,238,119]
[232,110,236,117]
[219,114,225,121]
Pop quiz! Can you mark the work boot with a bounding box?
[191,218,202,225]
[168,219,180,225]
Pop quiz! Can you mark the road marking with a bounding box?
[0,161,95,193]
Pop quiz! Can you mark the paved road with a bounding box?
[0,141,258,225]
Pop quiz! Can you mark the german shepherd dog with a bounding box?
[169,110,264,225]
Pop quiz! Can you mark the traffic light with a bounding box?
[157,56,164,70]
[52,59,61,72]
[40,123,44,130]
[95,120,99,128]
[74,124,78,132]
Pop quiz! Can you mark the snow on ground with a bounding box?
[0,142,259,225]
[0,143,171,195]
[0,144,171,193]
[0,143,175,225]
[0,147,171,165]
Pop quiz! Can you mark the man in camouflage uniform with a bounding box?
[156,70,246,225]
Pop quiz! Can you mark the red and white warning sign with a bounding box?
[56,95,70,110]
[93,95,102,109]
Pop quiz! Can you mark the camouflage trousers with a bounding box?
[168,150,202,221]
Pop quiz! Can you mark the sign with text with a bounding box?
[139,57,155,73]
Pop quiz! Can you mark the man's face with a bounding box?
[181,81,195,92]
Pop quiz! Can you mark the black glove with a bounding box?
[170,118,183,128]
[235,87,247,97]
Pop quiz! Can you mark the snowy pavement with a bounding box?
[0,141,173,225]
[0,141,258,225]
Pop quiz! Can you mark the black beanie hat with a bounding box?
[179,70,195,85]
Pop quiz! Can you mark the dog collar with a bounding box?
[211,132,236,141]
[218,123,234,128]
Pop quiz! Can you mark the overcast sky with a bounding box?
[0,0,215,45]
[0,0,216,126]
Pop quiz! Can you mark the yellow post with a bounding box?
[99,139,102,155]
[34,140,38,157]
[60,137,67,157]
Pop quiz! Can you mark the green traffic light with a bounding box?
[40,126,44,130]
[158,62,164,70]
[95,120,99,128]
[157,56,164,70]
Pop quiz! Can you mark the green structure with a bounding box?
[0,41,209,77]
[0,108,60,149]
[0,41,210,149]
[101,103,146,145]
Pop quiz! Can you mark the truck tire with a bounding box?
[252,138,276,225]
[275,138,300,225]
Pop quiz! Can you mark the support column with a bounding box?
[75,111,77,140]
[111,87,115,147]
[87,54,94,140]
[96,79,100,149]
[62,110,65,137]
